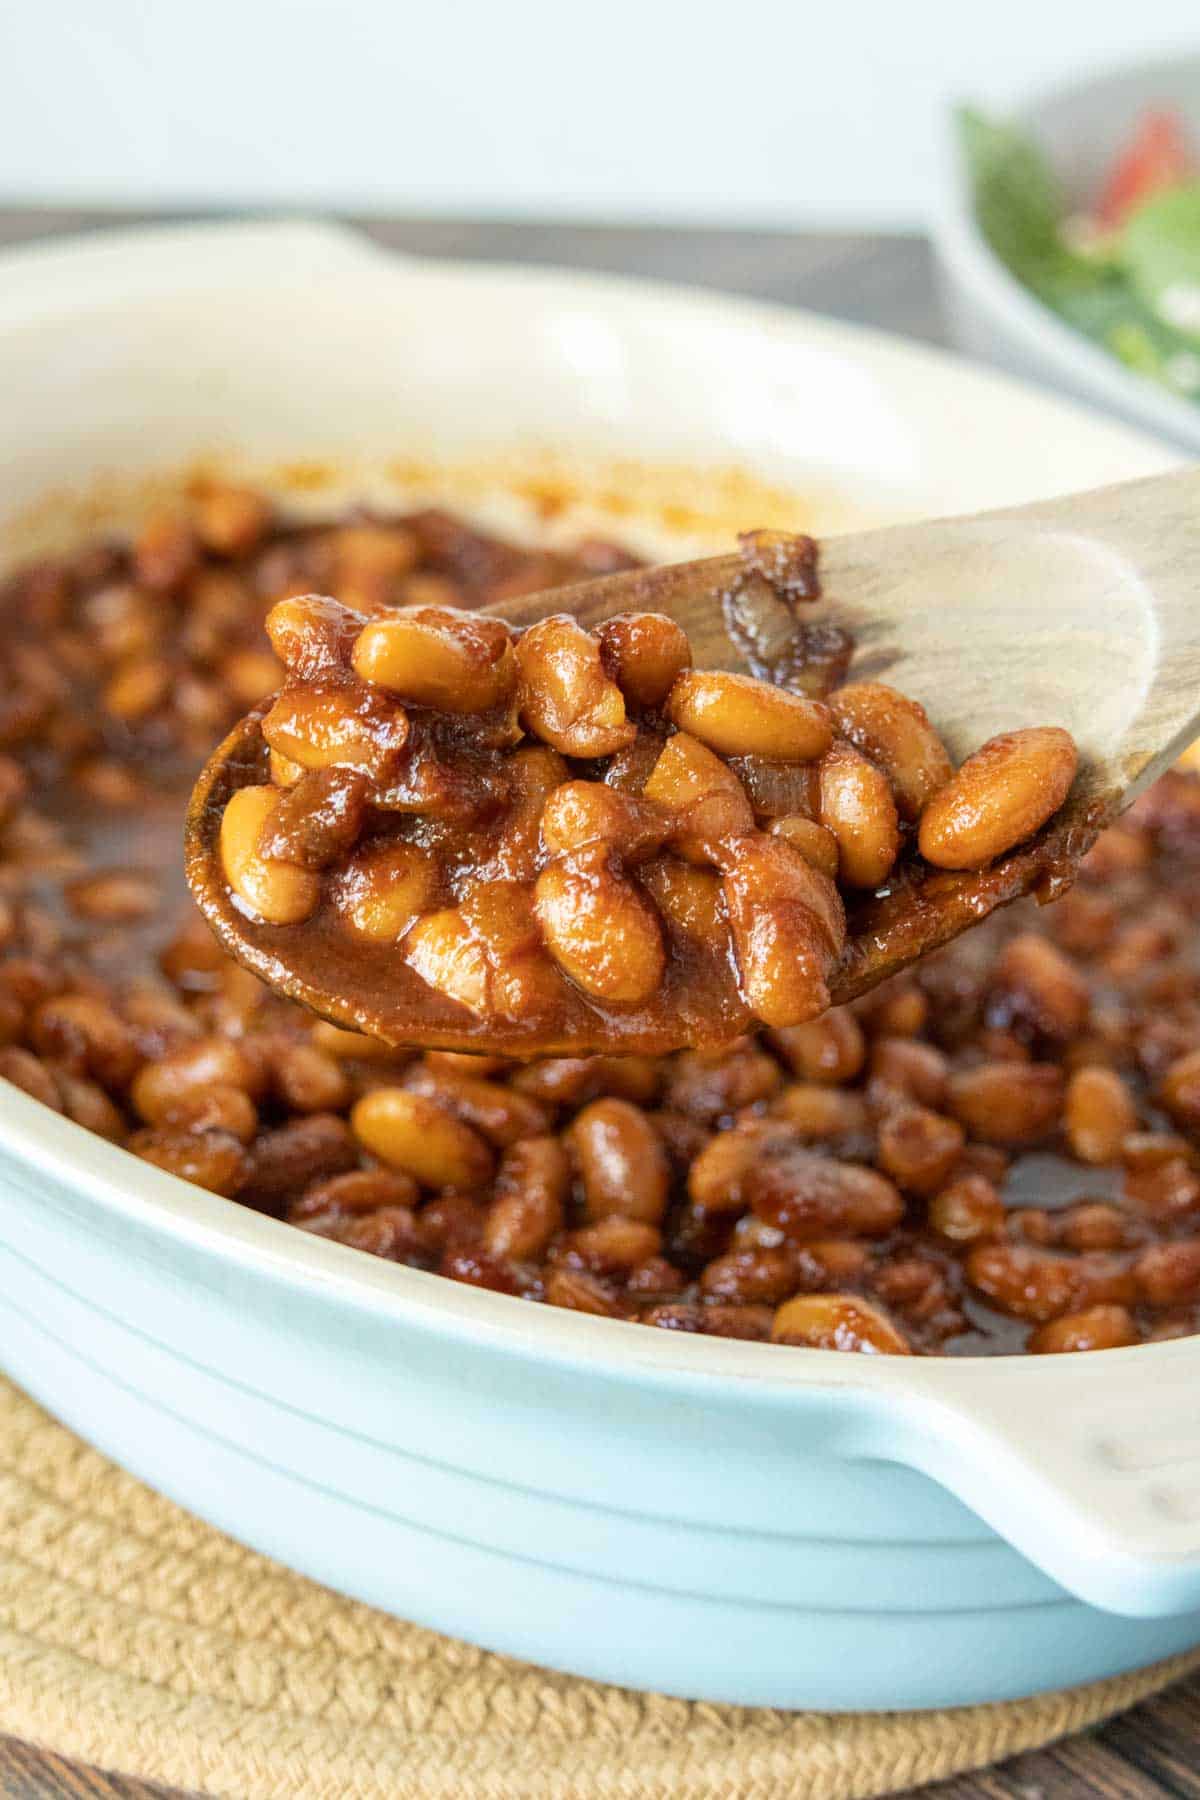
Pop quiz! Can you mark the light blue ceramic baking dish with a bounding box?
[0,222,1196,1712]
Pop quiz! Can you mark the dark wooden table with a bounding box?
[0,207,1196,1800]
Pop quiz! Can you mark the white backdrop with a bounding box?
[0,1,1196,225]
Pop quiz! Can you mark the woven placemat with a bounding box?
[0,1375,1196,1800]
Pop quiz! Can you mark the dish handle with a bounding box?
[859,1346,1200,1618]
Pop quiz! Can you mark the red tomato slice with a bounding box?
[1096,108,1196,228]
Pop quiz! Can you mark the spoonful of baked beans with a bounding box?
[185,466,1200,1056]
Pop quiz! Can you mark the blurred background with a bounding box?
[0,1,1194,223]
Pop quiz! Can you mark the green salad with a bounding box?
[960,105,1200,400]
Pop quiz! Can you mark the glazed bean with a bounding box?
[131,1036,262,1122]
[258,766,371,869]
[768,814,840,879]
[700,1246,798,1304]
[516,614,635,757]
[918,727,1078,870]
[567,1096,670,1223]
[262,678,410,778]
[534,849,665,1003]
[947,1062,1064,1146]
[966,1243,1135,1322]
[928,1174,1005,1244]
[641,732,754,862]
[544,1268,622,1316]
[1064,1067,1138,1164]
[771,1293,912,1354]
[483,1137,570,1260]
[771,1084,870,1142]
[219,787,321,925]
[29,994,140,1089]
[994,933,1089,1039]
[815,740,900,888]
[688,1121,788,1214]
[403,910,491,1012]
[829,682,953,821]
[540,780,668,861]
[562,1217,663,1273]
[772,1009,865,1085]
[351,1087,495,1189]
[266,593,366,678]
[867,1037,948,1110]
[1160,1049,1200,1131]
[1028,1305,1139,1354]
[194,482,272,557]
[352,606,518,715]
[1135,1241,1200,1307]
[0,1046,62,1111]
[721,832,845,1028]
[129,1126,246,1195]
[404,1065,551,1146]
[876,1105,965,1196]
[665,670,832,763]
[331,841,440,942]
[595,612,692,710]
[749,1145,904,1241]
[641,857,727,942]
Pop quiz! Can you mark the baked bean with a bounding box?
[918,727,1079,870]
[561,1217,663,1274]
[534,849,665,1003]
[66,871,159,922]
[353,606,518,715]
[641,857,727,942]
[829,681,954,821]
[351,1088,494,1190]
[516,614,635,757]
[1124,1156,1200,1223]
[261,679,410,779]
[404,1065,550,1146]
[721,832,845,1028]
[29,995,139,1089]
[665,670,832,763]
[768,814,840,879]
[331,841,439,942]
[158,1083,259,1144]
[1028,1305,1139,1354]
[266,593,366,678]
[303,1205,421,1260]
[0,1045,62,1111]
[1160,1049,1200,1131]
[1135,1241,1200,1307]
[56,1070,126,1140]
[771,1084,870,1142]
[403,910,491,1012]
[103,657,173,722]
[290,1168,419,1223]
[487,746,568,881]
[129,1126,247,1195]
[868,1037,948,1110]
[269,1042,352,1113]
[544,1269,622,1316]
[131,1036,261,1123]
[772,1009,865,1085]
[567,1096,670,1223]
[687,1121,786,1214]
[483,1137,569,1259]
[771,1293,912,1354]
[1064,1067,1138,1164]
[1058,1203,1131,1253]
[641,732,754,862]
[966,1243,1135,1322]
[219,787,320,925]
[133,512,199,592]
[749,1145,904,1241]
[700,1246,798,1304]
[194,482,272,557]
[947,1063,1064,1145]
[928,1173,1005,1243]
[993,934,1089,1039]
[876,1105,964,1196]
[540,780,668,861]
[595,612,692,710]
[258,767,371,869]
[815,740,900,888]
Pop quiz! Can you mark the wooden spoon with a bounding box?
[186,466,1200,1054]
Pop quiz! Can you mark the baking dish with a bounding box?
[0,219,1196,1711]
